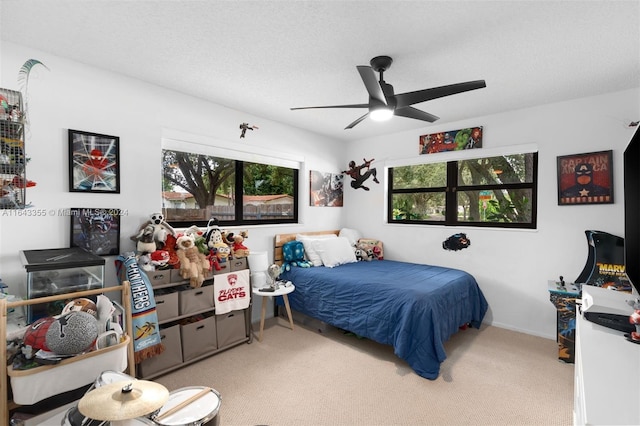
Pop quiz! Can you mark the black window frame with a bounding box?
[387,152,538,229]
[163,153,299,229]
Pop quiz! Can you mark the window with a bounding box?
[388,152,538,229]
[162,149,298,227]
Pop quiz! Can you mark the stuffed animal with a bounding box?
[175,233,210,288]
[150,250,170,270]
[281,240,312,272]
[205,225,231,265]
[163,234,181,270]
[131,212,176,250]
[132,224,157,255]
[137,253,154,272]
[354,247,372,262]
[230,231,250,258]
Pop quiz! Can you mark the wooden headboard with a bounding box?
[273,230,339,265]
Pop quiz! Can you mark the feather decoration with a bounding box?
[17,59,49,132]
[17,59,49,94]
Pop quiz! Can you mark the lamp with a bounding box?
[370,106,393,122]
[248,251,269,289]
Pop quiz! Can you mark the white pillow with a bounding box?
[313,237,357,268]
[339,228,362,247]
[296,234,337,267]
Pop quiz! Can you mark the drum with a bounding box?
[95,370,136,388]
[63,371,139,426]
[151,386,221,426]
[63,405,155,425]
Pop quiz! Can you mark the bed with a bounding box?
[273,231,488,380]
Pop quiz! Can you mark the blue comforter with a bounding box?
[279,260,488,379]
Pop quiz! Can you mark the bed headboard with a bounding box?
[273,230,339,265]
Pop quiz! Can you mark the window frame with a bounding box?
[387,150,538,229]
[161,131,301,228]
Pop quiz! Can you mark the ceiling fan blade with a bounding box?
[395,106,439,123]
[291,103,369,110]
[345,112,370,129]
[395,80,486,108]
[357,65,387,106]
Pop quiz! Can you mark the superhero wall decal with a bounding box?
[342,158,379,191]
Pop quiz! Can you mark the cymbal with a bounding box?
[78,380,169,421]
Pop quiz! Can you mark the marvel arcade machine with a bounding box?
[549,230,631,363]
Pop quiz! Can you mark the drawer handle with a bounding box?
[157,300,165,304]
[197,325,205,330]
[195,291,203,296]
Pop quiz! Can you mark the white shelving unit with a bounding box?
[574,286,640,425]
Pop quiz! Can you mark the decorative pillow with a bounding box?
[357,238,384,260]
[339,228,362,247]
[296,234,337,267]
[313,237,357,268]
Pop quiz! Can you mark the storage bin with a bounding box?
[216,310,247,348]
[170,268,184,283]
[213,262,230,275]
[154,290,179,322]
[181,315,218,361]
[146,269,171,286]
[139,324,183,377]
[179,284,214,315]
[8,336,130,405]
[230,258,248,271]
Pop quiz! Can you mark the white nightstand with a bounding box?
[252,284,295,342]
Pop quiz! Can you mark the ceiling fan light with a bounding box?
[370,108,393,122]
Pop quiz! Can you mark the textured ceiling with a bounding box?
[1,1,639,142]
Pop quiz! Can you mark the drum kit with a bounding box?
[63,371,221,426]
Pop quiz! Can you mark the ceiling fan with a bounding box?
[291,55,486,130]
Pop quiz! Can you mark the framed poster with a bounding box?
[419,126,482,155]
[557,150,613,205]
[69,208,121,256]
[69,129,120,193]
[310,170,343,206]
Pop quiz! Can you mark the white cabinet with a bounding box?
[574,286,640,425]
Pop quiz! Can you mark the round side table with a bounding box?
[252,284,295,342]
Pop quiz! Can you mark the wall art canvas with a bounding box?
[310,170,343,207]
[557,150,613,205]
[69,129,120,193]
[69,208,121,256]
[419,126,483,155]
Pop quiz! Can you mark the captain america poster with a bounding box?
[557,150,613,205]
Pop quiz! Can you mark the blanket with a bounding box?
[115,252,164,363]
[213,269,250,315]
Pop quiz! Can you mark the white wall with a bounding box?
[0,42,344,323]
[341,88,640,338]
[1,41,638,339]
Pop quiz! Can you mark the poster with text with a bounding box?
[557,150,613,205]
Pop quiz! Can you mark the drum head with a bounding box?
[153,386,221,426]
[96,370,136,387]
[64,405,103,426]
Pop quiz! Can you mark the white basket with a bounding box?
[8,336,130,405]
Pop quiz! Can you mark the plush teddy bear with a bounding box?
[131,212,176,250]
[229,231,250,258]
[176,233,210,288]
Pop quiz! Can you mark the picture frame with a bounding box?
[309,170,344,207]
[69,208,121,256]
[557,150,613,205]
[419,126,483,155]
[69,129,120,193]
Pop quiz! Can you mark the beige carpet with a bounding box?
[155,318,574,426]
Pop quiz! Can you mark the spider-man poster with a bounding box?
[69,129,120,193]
